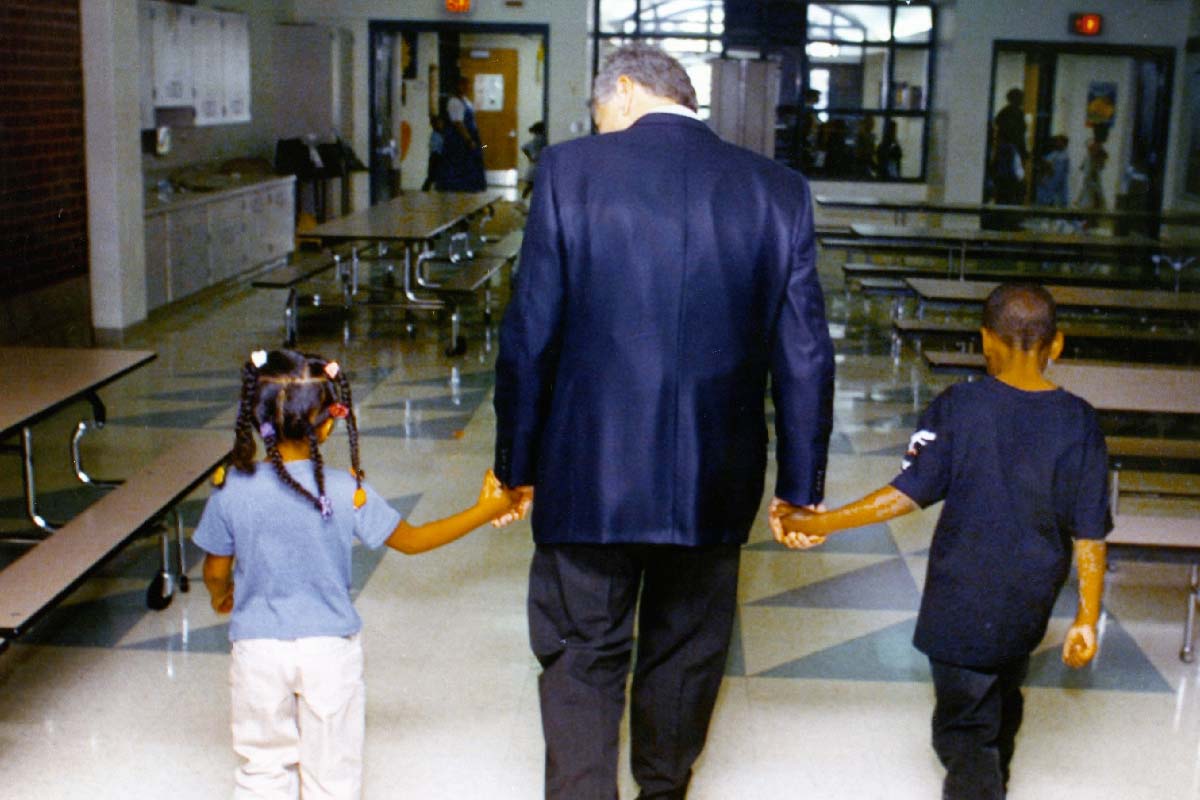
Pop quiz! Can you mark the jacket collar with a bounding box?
[629,112,713,135]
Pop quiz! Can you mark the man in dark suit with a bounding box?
[493,43,834,799]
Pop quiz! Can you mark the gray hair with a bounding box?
[593,43,698,111]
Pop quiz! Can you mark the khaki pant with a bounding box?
[230,634,365,799]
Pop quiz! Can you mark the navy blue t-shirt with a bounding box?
[891,377,1112,668]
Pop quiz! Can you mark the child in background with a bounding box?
[422,114,445,191]
[777,284,1110,800]
[195,349,516,799]
[1035,134,1070,208]
[519,120,547,200]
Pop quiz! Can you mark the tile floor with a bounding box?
[0,209,1198,799]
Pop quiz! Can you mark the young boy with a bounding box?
[777,283,1110,799]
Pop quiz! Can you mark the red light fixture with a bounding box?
[446,0,471,12]
[1069,13,1103,36]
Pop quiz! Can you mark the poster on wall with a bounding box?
[1085,81,1116,140]
[1187,64,1200,197]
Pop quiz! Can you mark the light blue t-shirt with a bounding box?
[193,460,401,641]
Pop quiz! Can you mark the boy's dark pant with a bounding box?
[527,542,740,800]
[929,656,1030,800]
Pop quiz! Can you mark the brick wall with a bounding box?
[0,1,88,297]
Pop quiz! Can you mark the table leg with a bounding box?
[20,426,56,535]
[1182,563,1199,663]
[70,392,120,488]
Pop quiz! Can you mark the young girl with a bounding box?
[194,348,515,799]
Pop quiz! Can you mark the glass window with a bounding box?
[892,49,929,110]
[591,0,935,180]
[639,1,725,36]
[806,45,889,109]
[807,4,892,43]
[893,5,933,43]
[599,0,637,34]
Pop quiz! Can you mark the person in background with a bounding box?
[421,114,445,192]
[991,88,1028,204]
[1035,134,1070,207]
[436,76,487,192]
[777,284,1110,800]
[852,115,878,178]
[1076,138,1109,211]
[876,119,903,180]
[520,120,547,200]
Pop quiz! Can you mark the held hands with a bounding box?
[480,470,523,519]
[768,497,827,550]
[1062,621,1098,669]
[492,483,534,528]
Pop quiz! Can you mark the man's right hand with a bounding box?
[492,485,534,527]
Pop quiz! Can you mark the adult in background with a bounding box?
[986,88,1029,229]
[436,76,487,191]
[492,43,835,799]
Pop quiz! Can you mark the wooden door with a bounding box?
[459,49,519,171]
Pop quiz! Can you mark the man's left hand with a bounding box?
[493,485,534,527]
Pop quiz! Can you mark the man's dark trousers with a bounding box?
[528,543,741,800]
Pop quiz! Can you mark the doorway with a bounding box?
[368,21,549,204]
[984,41,1174,233]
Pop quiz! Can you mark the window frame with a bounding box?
[590,0,937,183]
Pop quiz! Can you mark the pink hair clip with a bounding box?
[250,350,268,368]
[259,421,276,440]
[328,402,349,419]
[324,361,340,379]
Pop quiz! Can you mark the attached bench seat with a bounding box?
[252,244,371,346]
[893,318,1199,364]
[1106,513,1200,661]
[477,229,523,262]
[844,261,1143,289]
[821,236,1083,263]
[418,256,511,356]
[0,432,230,639]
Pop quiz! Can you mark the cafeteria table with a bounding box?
[0,347,156,535]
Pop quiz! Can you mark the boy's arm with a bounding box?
[385,470,515,555]
[202,554,235,614]
[1062,539,1106,668]
[779,486,918,546]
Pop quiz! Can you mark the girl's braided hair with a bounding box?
[227,349,363,519]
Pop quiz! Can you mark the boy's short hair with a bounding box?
[982,283,1057,351]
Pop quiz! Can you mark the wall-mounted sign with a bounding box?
[1069,13,1103,36]
[445,0,471,13]
[474,74,504,112]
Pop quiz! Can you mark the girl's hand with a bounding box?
[212,584,234,614]
[479,470,518,512]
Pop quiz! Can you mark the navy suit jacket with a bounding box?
[494,113,834,546]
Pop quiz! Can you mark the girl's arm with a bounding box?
[780,486,918,543]
[385,470,516,555]
[203,554,235,614]
[1062,539,1106,668]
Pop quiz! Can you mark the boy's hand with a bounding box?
[778,505,828,550]
[1062,622,1097,668]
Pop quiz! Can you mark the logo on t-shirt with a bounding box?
[901,430,937,470]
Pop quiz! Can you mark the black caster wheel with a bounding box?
[483,311,493,325]
[146,573,175,610]
[445,339,467,358]
[179,574,191,593]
